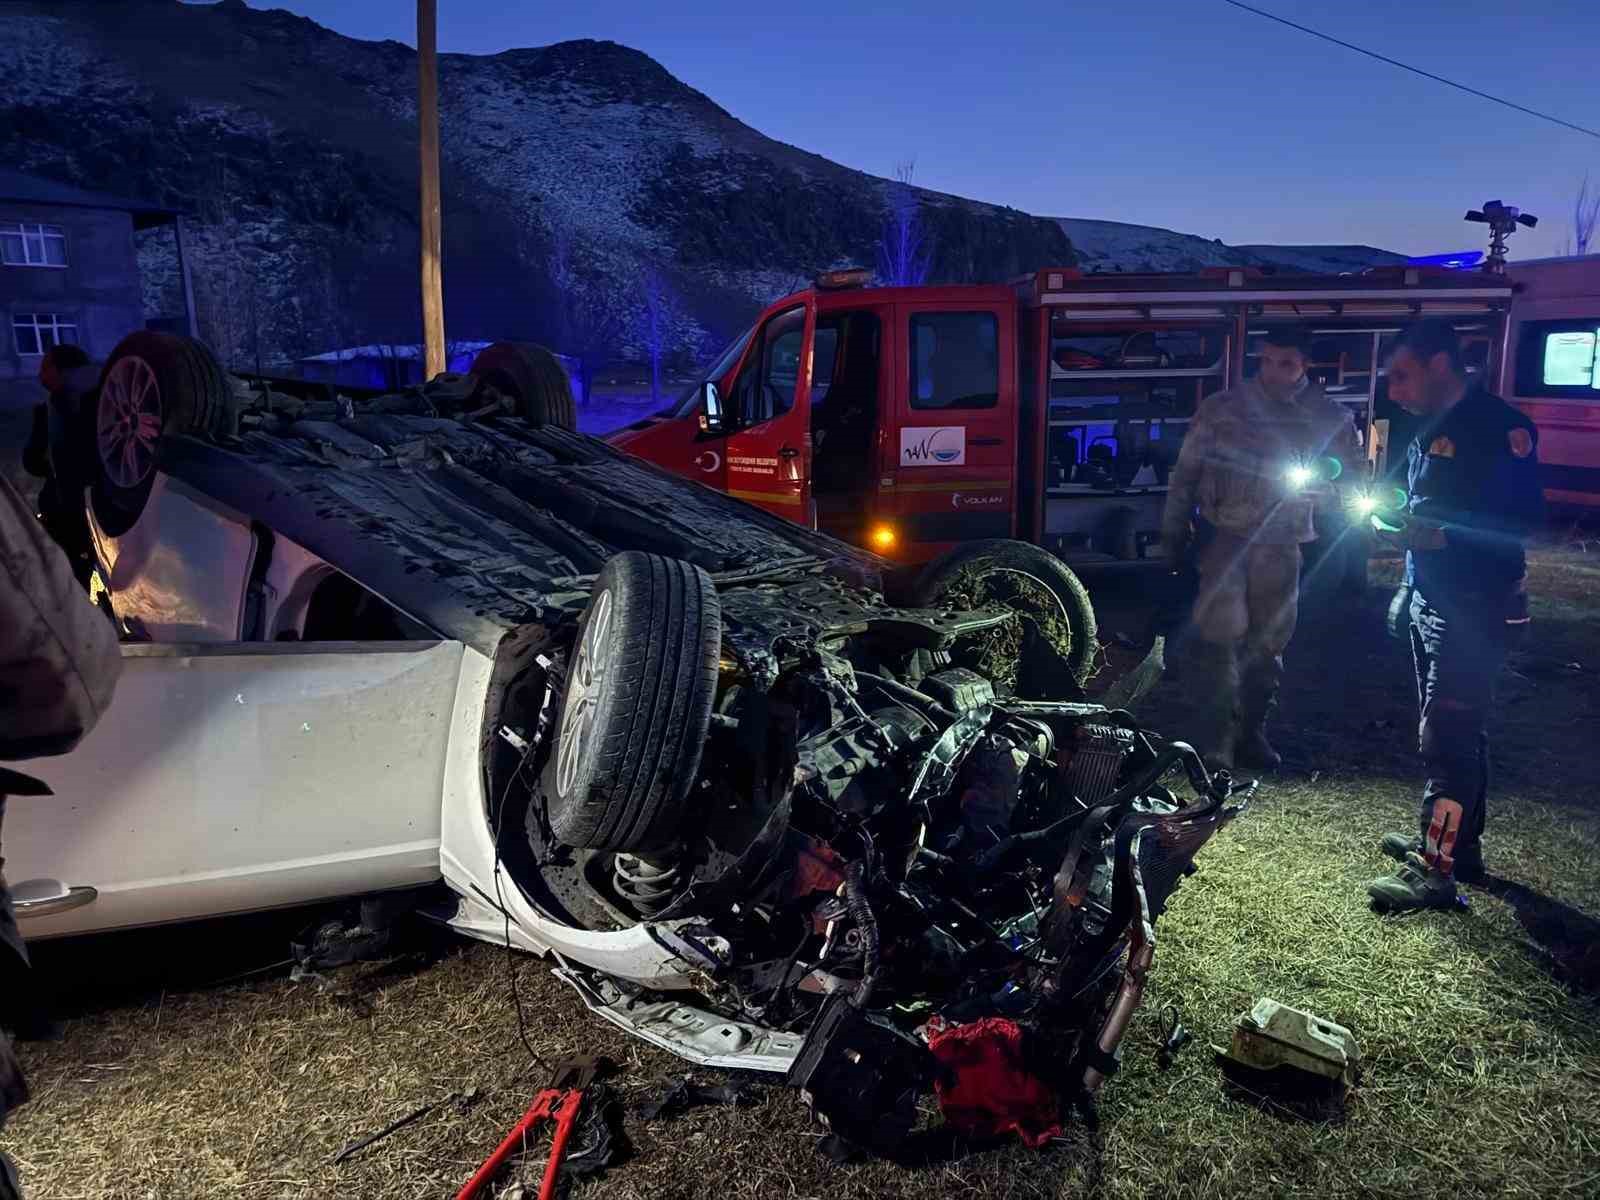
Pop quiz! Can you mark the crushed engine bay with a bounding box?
[119,362,1240,1153]
[498,565,1248,1155]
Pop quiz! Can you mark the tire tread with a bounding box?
[545,552,720,851]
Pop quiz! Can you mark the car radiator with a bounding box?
[1062,723,1136,806]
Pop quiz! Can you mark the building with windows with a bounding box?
[0,169,197,407]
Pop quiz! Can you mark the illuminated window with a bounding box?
[0,222,68,267]
[1515,319,1600,396]
[1542,329,1599,389]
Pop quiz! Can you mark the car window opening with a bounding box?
[296,571,434,642]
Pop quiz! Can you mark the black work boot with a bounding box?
[1380,832,1484,884]
[1368,852,1462,913]
[1235,725,1280,771]
[1188,640,1240,773]
[1235,656,1283,771]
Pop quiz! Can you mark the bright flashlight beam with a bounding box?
[1352,494,1378,516]
[1285,465,1314,489]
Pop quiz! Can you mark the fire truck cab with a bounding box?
[611,265,1516,573]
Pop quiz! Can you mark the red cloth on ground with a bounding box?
[927,1017,1061,1148]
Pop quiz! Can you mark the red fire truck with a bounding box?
[611,265,1517,574]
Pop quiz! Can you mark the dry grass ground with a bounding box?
[5,547,1600,1200]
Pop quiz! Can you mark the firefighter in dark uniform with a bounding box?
[1367,320,1544,912]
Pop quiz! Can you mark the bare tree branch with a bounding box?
[875,159,933,286]
[1574,173,1599,257]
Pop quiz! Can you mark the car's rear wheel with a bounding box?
[543,552,721,852]
[468,342,578,430]
[90,332,231,536]
[913,538,1098,693]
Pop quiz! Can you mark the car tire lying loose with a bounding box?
[90,331,232,535]
[912,538,1099,690]
[468,342,578,430]
[544,551,722,852]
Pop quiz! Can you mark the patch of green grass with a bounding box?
[3,551,1598,1198]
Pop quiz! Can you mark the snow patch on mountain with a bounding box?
[1057,216,1406,275]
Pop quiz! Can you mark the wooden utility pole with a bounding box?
[417,0,445,380]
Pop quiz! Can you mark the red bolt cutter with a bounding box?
[454,1057,599,1200]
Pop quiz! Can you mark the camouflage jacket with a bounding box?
[0,475,120,763]
[1162,377,1362,546]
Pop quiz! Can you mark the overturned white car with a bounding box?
[9,333,1244,1148]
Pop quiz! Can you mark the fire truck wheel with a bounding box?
[543,552,721,852]
[469,342,578,430]
[90,332,233,537]
[913,539,1099,690]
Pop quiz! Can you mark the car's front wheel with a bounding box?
[542,552,721,852]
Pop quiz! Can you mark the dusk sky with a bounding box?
[225,1,1596,259]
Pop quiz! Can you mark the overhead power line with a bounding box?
[1220,0,1600,142]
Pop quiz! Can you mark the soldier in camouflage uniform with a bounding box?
[1,474,122,1199]
[1162,327,1362,772]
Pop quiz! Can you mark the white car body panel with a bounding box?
[11,567,691,988]
[7,639,463,938]
[17,446,765,1065]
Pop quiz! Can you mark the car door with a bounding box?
[5,508,464,939]
[809,306,888,547]
[723,303,814,521]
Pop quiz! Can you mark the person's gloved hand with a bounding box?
[1385,583,1415,641]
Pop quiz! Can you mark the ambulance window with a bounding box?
[1516,319,1600,397]
[910,312,999,410]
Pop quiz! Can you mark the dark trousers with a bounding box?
[36,483,93,590]
[1409,590,1509,876]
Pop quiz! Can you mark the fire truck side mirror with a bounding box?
[699,381,725,434]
